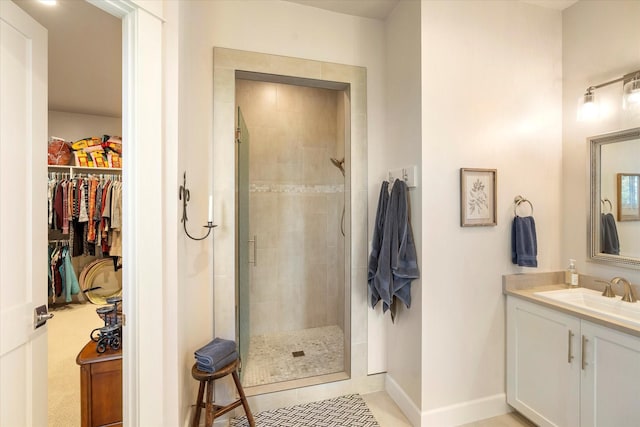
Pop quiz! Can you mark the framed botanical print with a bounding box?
[460,168,497,227]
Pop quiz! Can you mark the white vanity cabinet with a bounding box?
[580,321,640,427]
[507,297,581,427]
[507,297,640,427]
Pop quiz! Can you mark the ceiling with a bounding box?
[12,0,579,118]
[14,0,122,118]
[285,0,400,20]
[286,0,579,19]
[521,0,579,10]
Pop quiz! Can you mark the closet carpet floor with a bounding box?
[48,302,105,427]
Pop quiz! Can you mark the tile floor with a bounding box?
[458,411,536,427]
[242,325,344,387]
[51,307,535,427]
[363,391,536,427]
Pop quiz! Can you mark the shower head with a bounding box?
[330,157,345,176]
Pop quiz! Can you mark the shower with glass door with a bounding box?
[235,76,348,388]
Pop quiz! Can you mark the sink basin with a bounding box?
[533,287,640,328]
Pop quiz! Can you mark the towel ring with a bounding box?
[513,195,534,217]
[601,198,613,214]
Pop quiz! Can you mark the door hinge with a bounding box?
[236,127,241,142]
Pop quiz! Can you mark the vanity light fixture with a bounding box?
[578,69,640,121]
[38,0,57,5]
[179,172,217,241]
[577,87,598,121]
[623,72,640,110]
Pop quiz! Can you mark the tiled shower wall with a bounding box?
[236,79,345,336]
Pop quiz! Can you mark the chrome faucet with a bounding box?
[611,277,638,303]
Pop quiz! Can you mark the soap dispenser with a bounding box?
[565,259,579,287]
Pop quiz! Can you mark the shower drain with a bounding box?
[292,350,305,357]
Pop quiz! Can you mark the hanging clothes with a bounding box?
[48,173,122,257]
[48,172,122,302]
[109,181,122,257]
[47,243,80,302]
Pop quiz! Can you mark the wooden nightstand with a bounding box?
[76,340,122,427]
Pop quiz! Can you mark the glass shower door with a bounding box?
[236,106,250,378]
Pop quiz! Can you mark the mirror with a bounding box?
[617,173,640,221]
[589,127,640,268]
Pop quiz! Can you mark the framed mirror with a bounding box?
[589,127,640,268]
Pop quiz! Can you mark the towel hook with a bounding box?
[601,198,613,214]
[514,195,534,217]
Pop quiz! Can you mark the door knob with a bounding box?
[34,305,54,329]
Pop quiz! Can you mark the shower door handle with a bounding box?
[248,235,257,266]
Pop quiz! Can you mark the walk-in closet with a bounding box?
[14,1,124,425]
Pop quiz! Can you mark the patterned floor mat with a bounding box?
[230,394,380,427]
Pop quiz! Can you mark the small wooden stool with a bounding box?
[191,359,255,427]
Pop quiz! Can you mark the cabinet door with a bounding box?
[507,298,581,427]
[581,321,640,427]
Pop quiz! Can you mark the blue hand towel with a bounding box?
[601,213,620,255]
[368,181,389,308]
[373,180,420,315]
[194,338,237,372]
[197,350,238,373]
[389,180,419,310]
[511,216,537,267]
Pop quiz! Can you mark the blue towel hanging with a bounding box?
[511,216,538,267]
[370,179,420,320]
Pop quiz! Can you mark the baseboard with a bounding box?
[421,393,510,426]
[385,375,510,427]
[183,406,230,427]
[385,374,422,427]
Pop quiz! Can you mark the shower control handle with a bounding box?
[248,235,257,266]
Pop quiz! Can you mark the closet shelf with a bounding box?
[48,165,121,173]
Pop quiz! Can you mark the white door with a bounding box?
[581,321,640,427]
[0,1,48,426]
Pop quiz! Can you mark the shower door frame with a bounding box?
[235,76,349,387]
[214,47,369,396]
[236,106,251,378]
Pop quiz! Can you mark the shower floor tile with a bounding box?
[242,325,344,387]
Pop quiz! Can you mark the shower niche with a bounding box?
[235,73,350,389]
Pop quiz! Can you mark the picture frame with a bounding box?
[460,168,497,227]
[617,173,640,221]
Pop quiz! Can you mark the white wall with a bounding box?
[420,1,562,424]
[177,0,387,422]
[562,0,640,284]
[48,110,121,142]
[380,0,423,421]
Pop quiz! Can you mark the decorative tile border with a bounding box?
[250,183,344,194]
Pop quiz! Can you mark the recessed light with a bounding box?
[39,0,57,5]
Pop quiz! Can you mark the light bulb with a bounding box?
[39,0,57,5]
[577,90,599,121]
[623,77,640,110]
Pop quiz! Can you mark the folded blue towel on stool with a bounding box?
[197,350,238,373]
[194,338,238,373]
